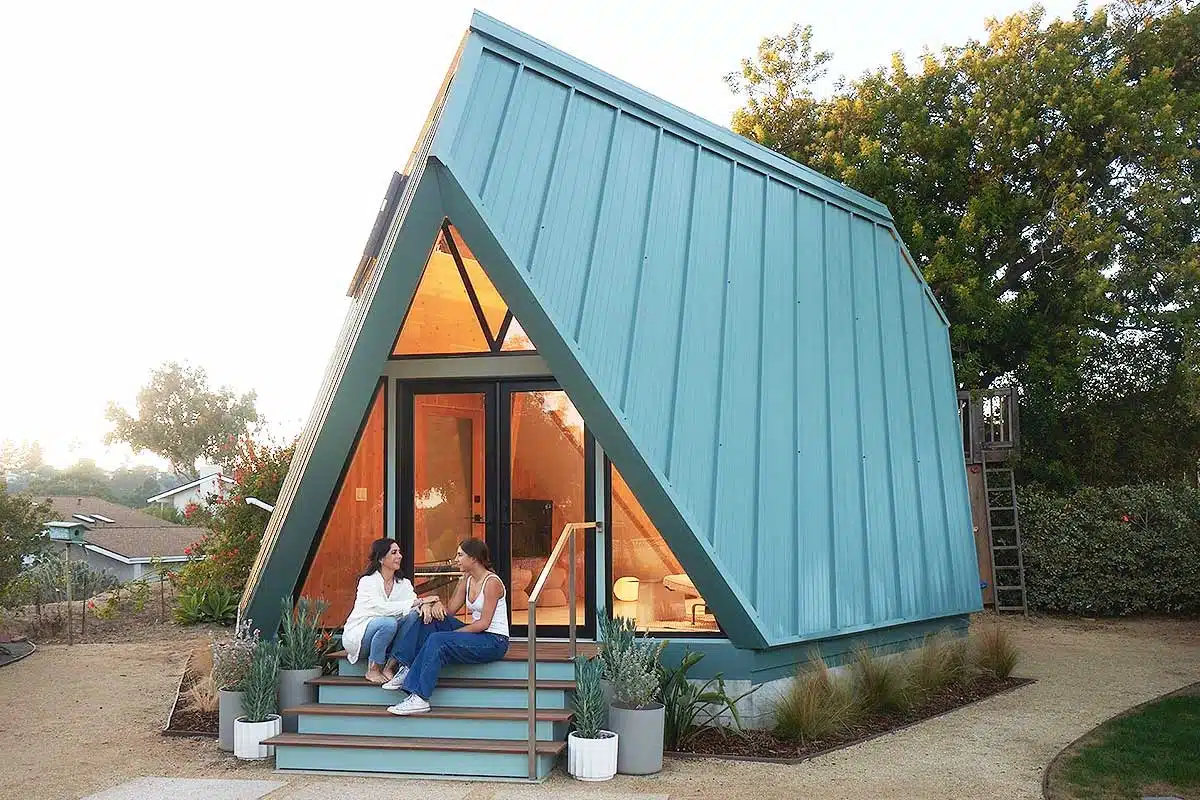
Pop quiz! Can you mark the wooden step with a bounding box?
[327,640,598,663]
[285,703,572,722]
[308,675,576,691]
[266,732,566,755]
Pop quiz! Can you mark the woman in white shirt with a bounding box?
[341,538,436,684]
[385,538,510,714]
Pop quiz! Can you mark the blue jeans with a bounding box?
[357,611,421,666]
[398,617,509,699]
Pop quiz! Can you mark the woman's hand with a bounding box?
[430,599,447,621]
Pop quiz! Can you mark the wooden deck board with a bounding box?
[309,675,576,690]
[326,641,597,663]
[284,703,572,722]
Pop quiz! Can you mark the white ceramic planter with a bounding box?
[233,714,282,760]
[567,730,618,781]
[217,689,245,752]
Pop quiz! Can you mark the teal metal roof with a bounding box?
[243,12,980,646]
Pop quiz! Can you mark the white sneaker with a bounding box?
[381,665,409,691]
[387,694,430,715]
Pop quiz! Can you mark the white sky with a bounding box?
[1,0,1086,469]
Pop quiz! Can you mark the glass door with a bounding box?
[500,382,594,638]
[400,379,595,638]
[401,384,494,610]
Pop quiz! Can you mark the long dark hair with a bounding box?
[458,538,492,570]
[361,538,410,579]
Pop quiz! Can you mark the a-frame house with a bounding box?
[243,11,981,779]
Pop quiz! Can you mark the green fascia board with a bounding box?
[659,613,970,684]
[434,160,770,650]
[463,12,894,224]
[242,170,447,634]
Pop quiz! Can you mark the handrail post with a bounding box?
[527,597,537,780]
[568,529,577,659]
[524,521,598,781]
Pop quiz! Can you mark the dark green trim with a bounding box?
[243,171,446,635]
[435,160,769,649]
[659,613,971,683]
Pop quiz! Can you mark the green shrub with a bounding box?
[659,649,757,749]
[1020,483,1200,616]
[213,619,259,691]
[849,644,909,714]
[174,586,238,625]
[279,596,330,670]
[973,625,1018,679]
[241,638,279,723]
[907,632,971,701]
[773,652,861,743]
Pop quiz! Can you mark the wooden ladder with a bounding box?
[982,464,1028,613]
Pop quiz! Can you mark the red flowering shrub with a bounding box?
[175,435,296,594]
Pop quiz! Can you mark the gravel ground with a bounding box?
[2,615,1196,800]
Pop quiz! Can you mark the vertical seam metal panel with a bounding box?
[572,109,621,341]
[478,64,523,201]
[821,201,838,631]
[619,126,663,410]
[662,144,701,480]
[706,161,738,546]
[750,176,769,607]
[522,87,575,272]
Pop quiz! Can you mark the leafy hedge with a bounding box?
[1019,483,1200,616]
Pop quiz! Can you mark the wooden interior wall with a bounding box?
[300,382,387,625]
[412,393,487,564]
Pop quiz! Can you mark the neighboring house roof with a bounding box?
[146,472,236,503]
[42,496,199,562]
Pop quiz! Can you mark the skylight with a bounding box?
[92,514,115,523]
[73,514,95,524]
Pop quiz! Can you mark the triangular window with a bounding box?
[392,221,537,357]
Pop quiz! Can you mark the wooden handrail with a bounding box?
[526,521,600,780]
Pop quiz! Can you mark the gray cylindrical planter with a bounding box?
[607,702,665,775]
[277,668,321,733]
[217,689,245,752]
[599,679,614,724]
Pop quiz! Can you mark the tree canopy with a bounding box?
[105,362,260,481]
[729,0,1200,489]
[0,487,49,604]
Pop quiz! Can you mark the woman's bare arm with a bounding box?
[454,578,503,634]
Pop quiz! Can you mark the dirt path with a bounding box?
[2,616,1197,800]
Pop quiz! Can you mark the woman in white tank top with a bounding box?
[386,538,511,715]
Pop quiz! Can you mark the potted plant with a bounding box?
[596,615,638,716]
[567,656,618,781]
[277,596,329,733]
[234,638,281,760]
[605,626,666,775]
[212,619,259,752]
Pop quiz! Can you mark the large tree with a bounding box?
[728,1,1200,488]
[0,487,49,604]
[105,362,260,480]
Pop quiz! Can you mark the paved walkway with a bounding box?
[4,616,1198,799]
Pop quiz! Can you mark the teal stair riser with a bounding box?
[298,714,567,740]
[337,658,574,682]
[274,745,559,779]
[316,684,570,708]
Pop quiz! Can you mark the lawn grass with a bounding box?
[1050,682,1200,800]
